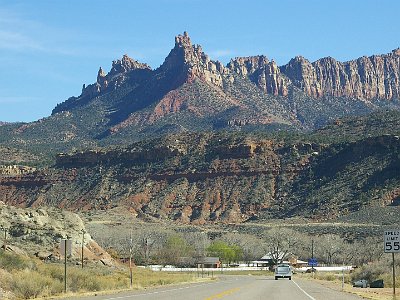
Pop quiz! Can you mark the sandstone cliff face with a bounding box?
[281,49,400,100]
[228,49,400,101]
[228,56,289,96]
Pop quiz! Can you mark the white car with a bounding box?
[275,264,292,280]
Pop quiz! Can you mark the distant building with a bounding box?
[253,252,307,268]
[197,257,221,268]
[176,256,221,268]
[253,251,287,266]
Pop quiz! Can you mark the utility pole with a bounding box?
[61,238,71,293]
[311,239,314,261]
[342,260,345,291]
[129,230,133,288]
[81,229,85,268]
[311,239,315,276]
[145,237,149,266]
[392,252,396,298]
[202,232,205,278]
[64,239,67,293]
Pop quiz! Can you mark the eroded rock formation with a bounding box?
[281,49,400,100]
[0,202,114,264]
[159,31,228,88]
[228,56,289,96]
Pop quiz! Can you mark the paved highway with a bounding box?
[67,275,363,300]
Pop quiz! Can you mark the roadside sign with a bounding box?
[60,239,72,256]
[308,258,318,267]
[384,230,400,253]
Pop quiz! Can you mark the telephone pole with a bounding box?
[129,230,133,288]
[81,229,85,268]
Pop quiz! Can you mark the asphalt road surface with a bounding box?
[67,275,364,300]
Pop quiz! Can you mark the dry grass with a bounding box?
[0,251,198,299]
[300,271,400,300]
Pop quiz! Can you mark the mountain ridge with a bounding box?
[49,32,400,139]
[0,33,399,169]
[53,33,400,116]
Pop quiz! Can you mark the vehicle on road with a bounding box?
[275,264,292,280]
[353,279,368,288]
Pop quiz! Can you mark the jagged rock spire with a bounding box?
[174,31,192,48]
[97,67,106,82]
[110,54,151,76]
[157,32,226,87]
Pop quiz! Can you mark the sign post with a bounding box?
[60,239,72,293]
[308,258,317,279]
[384,230,399,299]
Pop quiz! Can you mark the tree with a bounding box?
[222,233,265,265]
[183,231,211,259]
[263,227,304,266]
[207,240,243,265]
[315,234,343,265]
[159,234,194,266]
[129,227,170,265]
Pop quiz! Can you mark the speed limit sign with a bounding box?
[384,230,400,253]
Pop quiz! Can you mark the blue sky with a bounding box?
[1,0,399,122]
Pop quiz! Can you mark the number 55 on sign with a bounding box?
[384,230,400,253]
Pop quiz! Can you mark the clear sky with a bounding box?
[1,0,399,122]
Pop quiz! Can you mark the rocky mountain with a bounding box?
[282,49,400,100]
[0,32,399,160]
[0,33,400,225]
[54,32,400,118]
[228,48,400,100]
[1,110,399,224]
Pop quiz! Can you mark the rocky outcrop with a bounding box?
[0,203,114,264]
[56,143,185,166]
[229,49,400,100]
[281,49,400,100]
[0,165,36,176]
[228,56,289,96]
[52,54,152,114]
[158,32,229,88]
[82,54,152,97]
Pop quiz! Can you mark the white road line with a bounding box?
[99,281,227,300]
[292,280,316,300]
